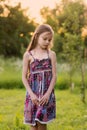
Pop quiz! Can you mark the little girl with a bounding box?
[22,24,57,130]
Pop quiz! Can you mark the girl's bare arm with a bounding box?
[22,52,39,105]
[46,50,57,95]
[22,52,33,95]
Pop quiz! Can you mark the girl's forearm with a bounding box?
[47,76,57,95]
[22,77,33,96]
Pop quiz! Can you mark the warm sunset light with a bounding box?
[5,0,87,23]
[6,0,60,23]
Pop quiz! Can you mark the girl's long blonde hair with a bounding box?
[27,24,54,51]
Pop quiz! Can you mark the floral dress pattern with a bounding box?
[24,50,56,126]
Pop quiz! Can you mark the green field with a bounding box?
[0,57,87,129]
[0,57,87,90]
[0,89,87,130]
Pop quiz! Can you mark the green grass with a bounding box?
[0,56,22,82]
[0,57,23,89]
[0,57,87,129]
[0,89,87,130]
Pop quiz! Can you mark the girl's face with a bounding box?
[37,31,53,49]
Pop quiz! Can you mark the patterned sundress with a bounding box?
[24,50,56,126]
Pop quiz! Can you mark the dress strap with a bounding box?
[28,51,35,60]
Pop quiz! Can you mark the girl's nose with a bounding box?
[46,40,49,44]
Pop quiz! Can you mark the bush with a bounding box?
[57,77,69,90]
[0,80,24,89]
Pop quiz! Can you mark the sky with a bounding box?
[5,0,87,23]
[7,0,61,23]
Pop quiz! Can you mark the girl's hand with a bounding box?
[39,92,50,106]
[30,93,39,106]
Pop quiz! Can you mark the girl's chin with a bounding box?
[41,46,48,49]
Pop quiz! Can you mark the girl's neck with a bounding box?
[34,46,48,53]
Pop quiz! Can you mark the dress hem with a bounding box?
[24,118,55,126]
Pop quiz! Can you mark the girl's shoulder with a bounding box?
[49,50,57,64]
[23,51,31,61]
[49,50,56,59]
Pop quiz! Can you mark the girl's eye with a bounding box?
[49,39,52,42]
[43,38,47,40]
[43,38,52,42]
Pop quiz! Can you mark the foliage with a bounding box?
[0,1,36,57]
[53,33,64,61]
[40,0,87,59]
[40,0,87,102]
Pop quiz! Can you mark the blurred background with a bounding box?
[0,0,87,129]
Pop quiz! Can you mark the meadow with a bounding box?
[0,56,87,90]
[0,89,87,130]
[0,56,87,130]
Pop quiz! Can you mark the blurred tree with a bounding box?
[40,6,59,33]
[58,0,87,103]
[0,1,36,57]
[40,0,87,53]
[40,0,87,102]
